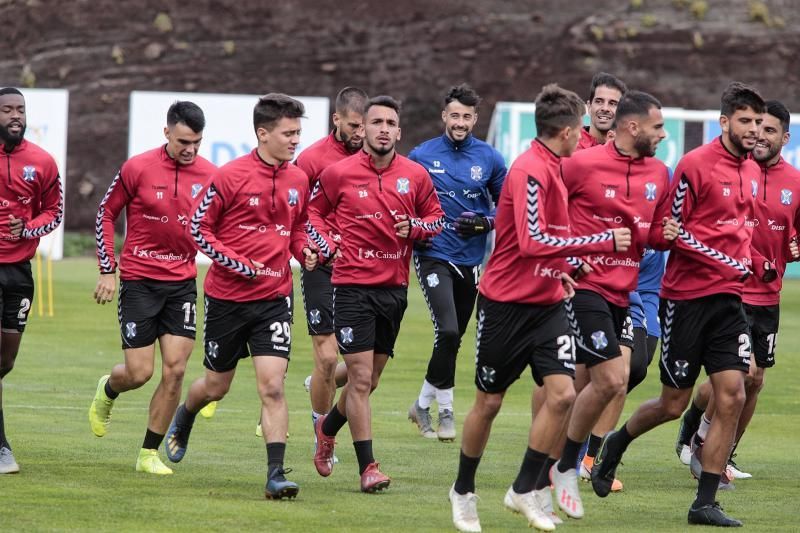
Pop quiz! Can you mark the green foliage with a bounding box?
[2,258,799,530]
[689,0,709,20]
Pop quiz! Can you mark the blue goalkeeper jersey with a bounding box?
[409,134,506,266]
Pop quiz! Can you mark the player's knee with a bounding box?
[548,386,576,414]
[258,381,285,404]
[347,368,372,395]
[437,327,460,349]
[128,366,154,387]
[596,374,626,399]
[476,393,504,419]
[316,353,338,378]
[206,381,231,401]
[661,396,688,420]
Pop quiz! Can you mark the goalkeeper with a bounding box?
[406,84,507,442]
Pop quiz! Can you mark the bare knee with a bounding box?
[206,379,232,401]
[128,365,154,388]
[547,386,576,414]
[258,378,285,405]
[475,393,504,420]
[347,366,372,396]
[594,373,626,400]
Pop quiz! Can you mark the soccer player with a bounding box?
[407,84,506,441]
[89,101,215,475]
[307,95,445,492]
[295,87,367,446]
[164,94,317,500]
[591,82,766,527]
[0,87,63,474]
[679,100,800,481]
[578,73,627,150]
[555,90,670,514]
[448,84,633,532]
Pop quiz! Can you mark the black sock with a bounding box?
[142,429,164,450]
[611,423,635,454]
[680,401,703,444]
[353,440,374,474]
[512,447,548,494]
[267,442,286,478]
[0,409,8,449]
[586,434,603,458]
[694,471,721,507]
[454,450,482,495]
[534,457,557,490]
[321,405,347,437]
[104,380,119,400]
[559,437,583,472]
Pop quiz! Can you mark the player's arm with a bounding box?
[20,163,63,240]
[514,173,628,258]
[290,190,317,270]
[190,179,257,278]
[93,169,134,304]
[306,176,338,263]
[406,174,445,241]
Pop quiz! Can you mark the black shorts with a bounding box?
[333,285,407,356]
[203,295,293,373]
[301,264,334,336]
[743,303,779,368]
[474,295,575,393]
[0,262,34,333]
[118,279,197,349]
[569,290,633,367]
[659,294,750,389]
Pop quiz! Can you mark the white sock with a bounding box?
[436,387,454,412]
[311,411,322,424]
[697,414,711,440]
[418,380,436,410]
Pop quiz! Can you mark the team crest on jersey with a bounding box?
[751,180,758,198]
[426,273,439,288]
[125,322,137,339]
[22,166,36,182]
[781,189,793,205]
[309,309,321,325]
[479,365,496,385]
[470,166,483,181]
[288,188,299,206]
[645,182,657,201]
[191,183,203,198]
[340,327,354,344]
[591,330,608,350]
[674,359,689,378]
[396,178,410,194]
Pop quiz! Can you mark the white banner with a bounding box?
[14,88,69,260]
[128,91,329,166]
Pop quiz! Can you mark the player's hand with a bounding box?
[612,227,632,252]
[790,237,799,260]
[394,214,410,238]
[8,215,24,237]
[560,272,578,300]
[454,211,493,237]
[662,217,680,241]
[761,260,777,282]
[93,273,116,305]
[574,262,592,280]
[414,236,434,252]
[251,259,264,269]
[303,247,318,271]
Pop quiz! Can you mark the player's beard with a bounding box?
[0,121,26,148]
[340,130,363,153]
[633,132,658,158]
[727,130,756,155]
[367,137,394,156]
[753,141,781,163]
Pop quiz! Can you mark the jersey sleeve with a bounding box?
[306,171,338,262]
[408,172,445,241]
[513,172,616,258]
[290,184,311,262]
[487,149,507,205]
[22,159,63,241]
[95,168,134,273]
[190,177,257,278]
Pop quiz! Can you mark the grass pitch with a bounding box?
[2,258,798,531]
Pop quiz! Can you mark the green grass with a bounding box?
[2,258,799,531]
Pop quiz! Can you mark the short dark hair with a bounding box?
[335,87,368,116]
[535,84,585,138]
[764,99,790,133]
[589,72,627,101]
[444,83,481,109]
[0,87,24,97]
[253,93,305,132]
[613,90,662,128]
[364,95,401,117]
[720,82,765,117]
[167,101,205,133]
